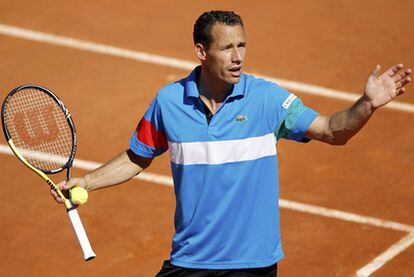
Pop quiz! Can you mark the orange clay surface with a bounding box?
[0,1,413,276]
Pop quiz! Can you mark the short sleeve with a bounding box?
[130,97,168,158]
[275,97,318,142]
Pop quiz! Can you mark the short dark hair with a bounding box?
[193,10,244,49]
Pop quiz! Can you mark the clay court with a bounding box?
[0,1,413,276]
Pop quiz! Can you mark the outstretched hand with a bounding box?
[363,64,411,109]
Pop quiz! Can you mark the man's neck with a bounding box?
[197,68,233,104]
[197,69,233,115]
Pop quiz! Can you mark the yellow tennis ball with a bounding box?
[70,186,88,205]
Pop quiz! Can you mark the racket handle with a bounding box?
[67,209,96,261]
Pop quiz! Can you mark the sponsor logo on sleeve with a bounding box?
[282,94,297,109]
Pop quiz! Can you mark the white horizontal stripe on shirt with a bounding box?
[168,133,277,165]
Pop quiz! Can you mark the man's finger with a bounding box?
[396,76,412,89]
[386,63,404,77]
[396,87,406,96]
[50,189,64,203]
[58,179,75,191]
[50,189,57,197]
[71,200,80,206]
[57,180,67,190]
[393,68,411,82]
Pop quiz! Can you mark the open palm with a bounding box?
[364,64,411,109]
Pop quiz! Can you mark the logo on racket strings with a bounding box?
[13,105,59,146]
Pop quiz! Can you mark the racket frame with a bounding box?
[1,85,95,261]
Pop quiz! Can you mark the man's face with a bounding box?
[202,23,247,85]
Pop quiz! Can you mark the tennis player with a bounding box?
[52,10,411,276]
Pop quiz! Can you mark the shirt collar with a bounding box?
[184,66,246,99]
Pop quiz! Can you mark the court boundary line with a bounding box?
[0,144,413,276]
[0,23,413,113]
[356,231,414,277]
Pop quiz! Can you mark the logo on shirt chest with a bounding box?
[235,115,248,122]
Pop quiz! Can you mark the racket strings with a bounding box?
[4,88,73,172]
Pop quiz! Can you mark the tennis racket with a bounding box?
[1,84,96,261]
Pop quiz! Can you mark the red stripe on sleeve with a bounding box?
[136,118,168,149]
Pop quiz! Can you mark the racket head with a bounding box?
[1,84,77,174]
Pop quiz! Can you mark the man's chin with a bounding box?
[226,75,241,84]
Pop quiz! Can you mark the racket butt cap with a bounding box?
[85,253,96,261]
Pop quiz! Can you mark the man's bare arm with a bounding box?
[305,64,411,145]
[82,150,152,191]
[51,150,153,203]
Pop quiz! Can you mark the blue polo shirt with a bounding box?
[130,67,318,269]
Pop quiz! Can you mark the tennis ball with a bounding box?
[69,186,88,205]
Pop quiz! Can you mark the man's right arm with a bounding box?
[51,150,153,203]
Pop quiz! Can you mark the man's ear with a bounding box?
[195,43,207,61]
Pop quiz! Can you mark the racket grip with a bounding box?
[67,209,96,261]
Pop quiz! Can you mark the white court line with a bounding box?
[356,231,414,277]
[0,23,414,113]
[278,199,414,233]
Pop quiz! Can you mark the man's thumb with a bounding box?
[371,64,381,78]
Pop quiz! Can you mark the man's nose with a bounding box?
[231,48,242,63]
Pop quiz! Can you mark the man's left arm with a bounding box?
[305,64,411,145]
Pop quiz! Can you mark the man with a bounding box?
[52,10,411,276]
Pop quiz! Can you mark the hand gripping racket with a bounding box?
[1,84,96,261]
